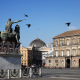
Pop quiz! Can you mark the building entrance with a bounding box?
[66,59,70,68]
[79,59,80,67]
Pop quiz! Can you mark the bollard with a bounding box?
[7,69,9,79]
[38,68,42,77]
[29,68,33,78]
[19,69,21,78]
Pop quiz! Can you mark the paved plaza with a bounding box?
[2,68,80,80]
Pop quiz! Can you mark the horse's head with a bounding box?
[15,25,20,33]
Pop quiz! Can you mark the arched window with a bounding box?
[74,60,76,66]
[49,60,51,63]
[62,60,64,66]
[67,39,69,45]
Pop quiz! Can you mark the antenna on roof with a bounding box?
[37,28,39,39]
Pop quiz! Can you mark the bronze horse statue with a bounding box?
[0,18,23,48]
[0,25,20,47]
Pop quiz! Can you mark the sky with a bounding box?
[0,0,80,47]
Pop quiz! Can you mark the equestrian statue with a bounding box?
[0,18,23,48]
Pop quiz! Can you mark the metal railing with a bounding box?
[0,67,42,79]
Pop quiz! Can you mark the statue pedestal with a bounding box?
[0,53,22,79]
[0,54,21,70]
[0,18,23,79]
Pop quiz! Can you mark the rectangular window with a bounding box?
[55,60,58,63]
[61,50,63,56]
[73,39,75,44]
[61,41,63,46]
[67,40,69,45]
[67,50,70,56]
[49,60,51,63]
[56,51,58,57]
[73,50,76,56]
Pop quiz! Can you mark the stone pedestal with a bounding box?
[0,53,22,79]
[0,54,21,70]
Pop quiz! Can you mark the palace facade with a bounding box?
[53,29,80,68]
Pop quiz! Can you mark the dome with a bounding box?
[29,38,46,48]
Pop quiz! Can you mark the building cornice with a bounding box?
[53,34,80,39]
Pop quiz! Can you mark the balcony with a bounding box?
[53,43,80,47]
[53,54,80,57]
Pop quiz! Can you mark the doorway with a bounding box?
[66,59,70,68]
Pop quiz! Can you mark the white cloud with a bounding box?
[67,26,77,31]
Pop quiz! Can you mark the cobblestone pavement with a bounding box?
[2,68,80,80]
